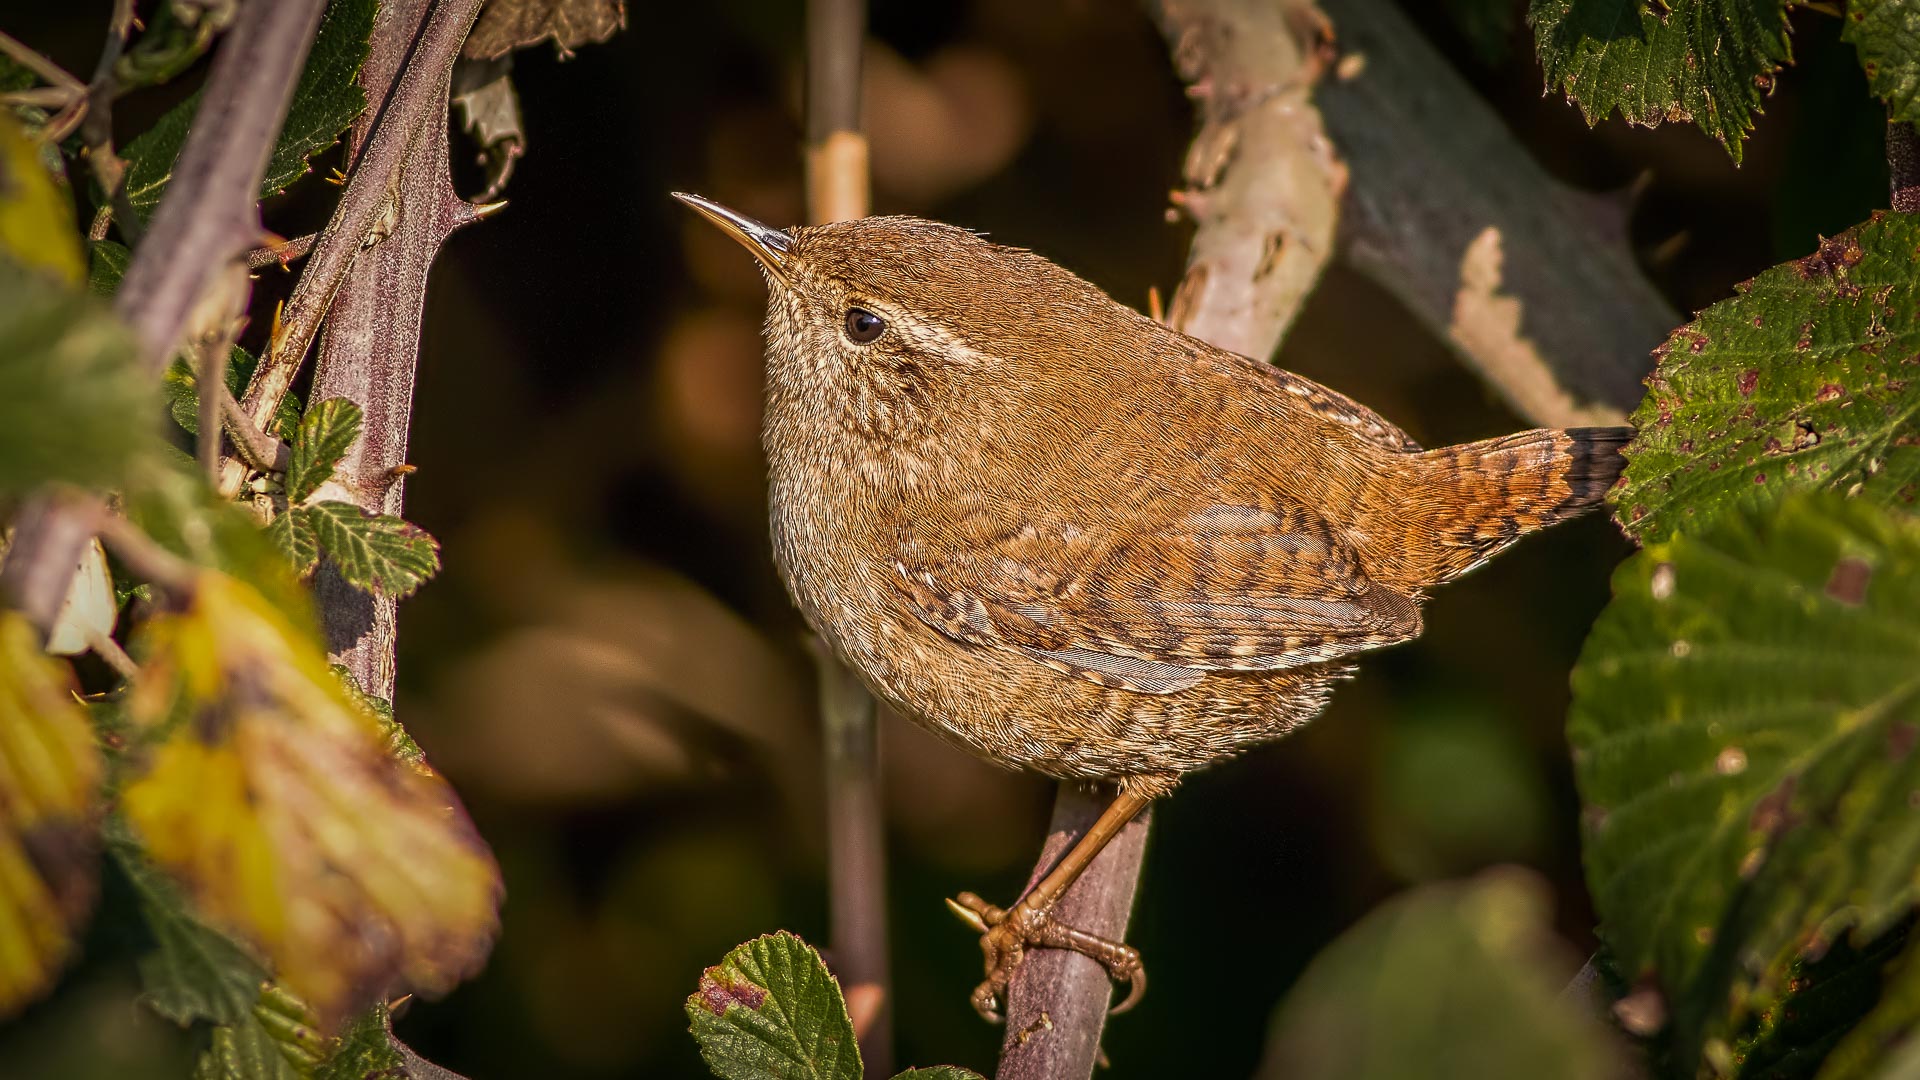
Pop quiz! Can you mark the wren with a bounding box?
[674,192,1629,1021]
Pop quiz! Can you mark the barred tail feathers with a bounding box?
[1392,426,1629,584]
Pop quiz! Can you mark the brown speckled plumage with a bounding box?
[713,211,1628,799]
[675,194,1629,1018]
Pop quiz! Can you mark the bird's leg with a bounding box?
[946,789,1152,1022]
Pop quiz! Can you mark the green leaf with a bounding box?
[1612,211,1920,543]
[332,665,423,765]
[303,502,440,598]
[121,0,377,217]
[288,398,363,504]
[1844,0,1920,124]
[313,1004,472,1080]
[1570,495,1920,1063]
[1256,871,1621,1080]
[0,257,156,496]
[113,832,268,1028]
[1528,0,1792,162]
[87,238,131,296]
[267,509,321,577]
[1733,918,1911,1079]
[688,931,862,1080]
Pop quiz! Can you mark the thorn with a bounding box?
[268,299,289,357]
[325,167,348,186]
[387,993,414,1018]
[470,198,509,220]
[386,463,417,479]
[1146,285,1164,324]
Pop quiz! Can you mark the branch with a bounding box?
[1153,0,1345,360]
[1889,120,1920,214]
[297,0,488,699]
[0,0,325,633]
[802,0,891,1072]
[1316,0,1670,424]
[219,0,492,501]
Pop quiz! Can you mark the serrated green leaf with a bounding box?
[121,0,376,217]
[0,257,156,496]
[304,502,440,598]
[331,665,422,764]
[1529,0,1792,162]
[1612,211,1920,543]
[0,112,81,283]
[113,832,268,1028]
[267,507,321,576]
[1257,872,1620,1080]
[1571,495,1920,1063]
[288,399,362,504]
[194,1020,305,1080]
[687,931,862,1080]
[312,1003,471,1080]
[1844,0,1920,124]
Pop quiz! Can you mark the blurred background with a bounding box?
[0,0,1898,1076]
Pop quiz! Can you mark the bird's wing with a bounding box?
[892,496,1422,695]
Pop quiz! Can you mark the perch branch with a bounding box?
[803,0,890,1072]
[219,0,489,501]
[1315,0,1671,424]
[0,0,324,633]
[296,0,487,699]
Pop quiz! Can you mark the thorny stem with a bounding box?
[804,0,890,1072]
[0,0,325,635]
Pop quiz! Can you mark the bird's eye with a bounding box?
[844,307,886,344]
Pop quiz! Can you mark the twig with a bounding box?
[96,511,199,600]
[803,0,890,1071]
[299,0,488,699]
[1889,121,1920,213]
[1315,0,1670,424]
[219,383,290,473]
[0,0,325,636]
[247,231,320,270]
[221,0,490,501]
[0,29,87,141]
[196,342,226,478]
[1152,0,1345,361]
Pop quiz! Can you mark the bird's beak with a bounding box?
[671,192,794,286]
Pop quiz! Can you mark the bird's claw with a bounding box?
[946,890,1146,1023]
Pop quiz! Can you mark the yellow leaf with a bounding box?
[0,112,83,283]
[122,574,500,1024]
[0,613,102,1017]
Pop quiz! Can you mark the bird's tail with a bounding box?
[1378,426,1630,586]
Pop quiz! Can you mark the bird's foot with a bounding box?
[944,890,1145,1023]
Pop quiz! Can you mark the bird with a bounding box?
[673,191,1629,1022]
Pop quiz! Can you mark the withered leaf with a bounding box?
[0,613,103,1018]
[463,0,625,61]
[121,574,500,1025]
